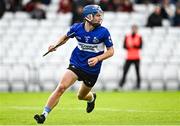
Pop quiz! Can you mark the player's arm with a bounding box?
[96,46,114,61]
[133,37,143,49]
[123,36,128,49]
[88,47,114,67]
[48,35,70,52]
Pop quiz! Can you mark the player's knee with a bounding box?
[77,94,84,100]
[56,84,66,94]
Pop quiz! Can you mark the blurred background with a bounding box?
[0,0,180,92]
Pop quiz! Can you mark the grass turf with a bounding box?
[0,91,180,125]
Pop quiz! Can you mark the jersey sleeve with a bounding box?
[66,23,78,38]
[103,29,113,47]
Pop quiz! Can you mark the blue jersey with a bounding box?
[67,23,113,75]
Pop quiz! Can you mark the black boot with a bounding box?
[86,93,96,113]
[34,114,46,124]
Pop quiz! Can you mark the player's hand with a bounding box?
[48,45,56,52]
[88,57,99,67]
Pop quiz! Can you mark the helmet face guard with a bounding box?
[83,5,103,27]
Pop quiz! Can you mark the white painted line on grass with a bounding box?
[1,106,180,113]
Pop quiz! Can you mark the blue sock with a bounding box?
[42,106,51,118]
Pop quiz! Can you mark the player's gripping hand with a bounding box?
[88,57,99,67]
[48,45,56,52]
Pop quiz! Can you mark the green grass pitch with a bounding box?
[0,91,180,125]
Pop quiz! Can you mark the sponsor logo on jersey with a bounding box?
[78,42,104,53]
[79,43,98,51]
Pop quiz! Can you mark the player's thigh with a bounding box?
[77,83,92,97]
[57,69,78,89]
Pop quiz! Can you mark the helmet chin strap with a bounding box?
[84,17,101,28]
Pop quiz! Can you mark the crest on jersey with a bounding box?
[93,37,99,43]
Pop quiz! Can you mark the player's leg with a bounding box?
[134,60,141,89]
[77,83,96,113]
[34,69,78,124]
[45,69,78,109]
[77,83,92,101]
[119,60,131,87]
